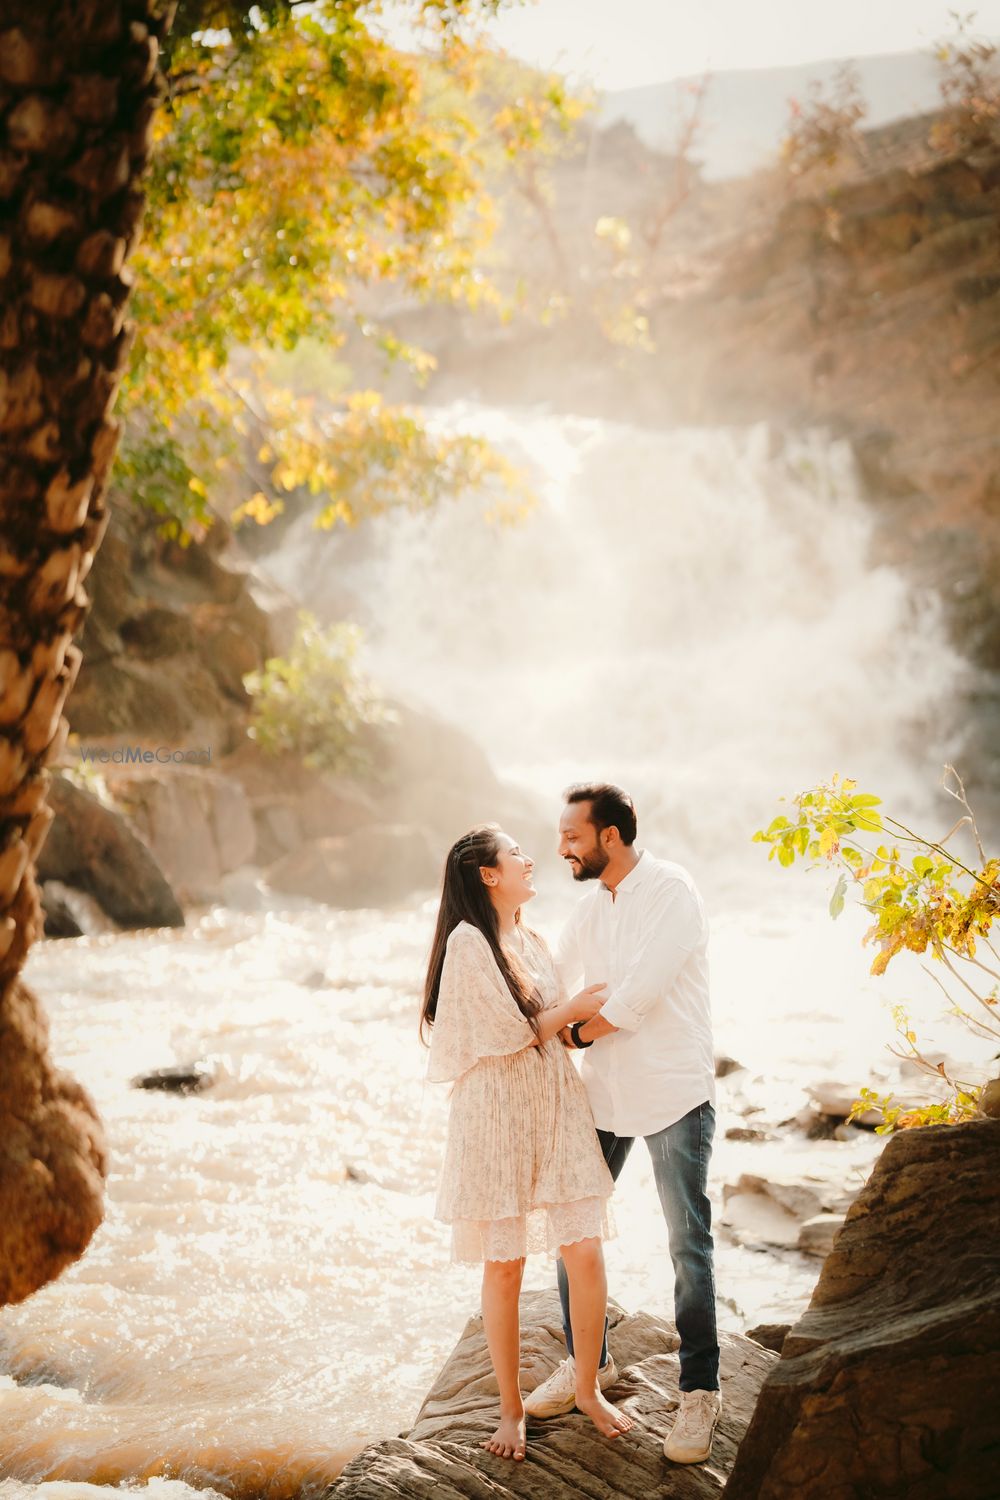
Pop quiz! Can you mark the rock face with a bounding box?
[267,823,441,908]
[333,1288,776,1496]
[71,498,282,757]
[0,972,107,1306]
[102,763,256,906]
[37,773,184,928]
[726,1119,1000,1499]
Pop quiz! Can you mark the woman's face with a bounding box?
[483,833,536,907]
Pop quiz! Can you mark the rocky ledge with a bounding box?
[331,1288,775,1497]
[727,1117,1000,1498]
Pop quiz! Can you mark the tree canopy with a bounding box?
[120,0,575,538]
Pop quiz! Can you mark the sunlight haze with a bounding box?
[476,0,1000,88]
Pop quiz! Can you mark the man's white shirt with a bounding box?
[554,849,715,1138]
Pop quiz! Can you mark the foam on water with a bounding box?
[3,892,987,1491]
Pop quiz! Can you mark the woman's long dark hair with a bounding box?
[420,823,542,1043]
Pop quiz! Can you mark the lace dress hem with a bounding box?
[446,1194,615,1264]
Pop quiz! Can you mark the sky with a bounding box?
[458,0,1000,91]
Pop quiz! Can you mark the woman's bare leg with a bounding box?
[481,1257,528,1460]
[560,1237,635,1438]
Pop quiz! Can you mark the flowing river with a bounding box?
[0,407,985,1500]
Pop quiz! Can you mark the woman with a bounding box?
[421,823,635,1462]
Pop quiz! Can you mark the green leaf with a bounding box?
[829,873,847,919]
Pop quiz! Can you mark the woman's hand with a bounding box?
[570,982,607,1022]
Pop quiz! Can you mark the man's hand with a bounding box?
[576,1012,619,1045]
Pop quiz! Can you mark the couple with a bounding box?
[420,782,720,1466]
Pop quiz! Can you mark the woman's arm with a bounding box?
[527,983,607,1048]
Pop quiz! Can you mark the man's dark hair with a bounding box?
[564,782,637,846]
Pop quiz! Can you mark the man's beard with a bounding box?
[566,846,609,882]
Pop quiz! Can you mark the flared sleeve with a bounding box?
[426,923,536,1083]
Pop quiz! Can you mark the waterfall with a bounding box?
[263,403,968,876]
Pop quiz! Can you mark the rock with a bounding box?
[333,1288,776,1496]
[73,498,274,754]
[722,1190,801,1249]
[746,1323,791,1354]
[38,878,112,937]
[724,1126,773,1142]
[119,604,200,658]
[36,773,185,929]
[796,1213,846,1259]
[722,1175,836,1250]
[68,653,238,751]
[978,1077,1000,1118]
[726,1119,1000,1499]
[365,700,550,852]
[725,1174,827,1222]
[103,764,256,906]
[791,1108,845,1139]
[218,865,270,911]
[0,973,107,1306]
[190,607,262,703]
[131,1064,214,1095]
[804,1080,879,1125]
[266,823,441,908]
[715,1053,746,1078]
[251,796,304,864]
[39,881,83,938]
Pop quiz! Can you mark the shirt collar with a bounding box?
[601,848,649,897]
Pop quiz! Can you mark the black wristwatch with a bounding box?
[569,1020,594,1049]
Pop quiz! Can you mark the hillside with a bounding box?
[602,48,956,180]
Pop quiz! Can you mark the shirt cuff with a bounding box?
[598,995,643,1033]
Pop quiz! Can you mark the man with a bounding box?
[524,782,721,1465]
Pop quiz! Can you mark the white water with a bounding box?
[1,407,985,1498]
[264,406,970,876]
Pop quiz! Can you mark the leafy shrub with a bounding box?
[244,611,391,775]
[780,62,867,185]
[930,10,1000,154]
[754,766,999,1130]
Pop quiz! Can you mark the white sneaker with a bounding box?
[663,1388,722,1463]
[524,1354,618,1418]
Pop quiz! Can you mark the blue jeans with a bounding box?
[557,1100,720,1392]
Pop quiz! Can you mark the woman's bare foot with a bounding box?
[482,1409,527,1460]
[576,1388,635,1438]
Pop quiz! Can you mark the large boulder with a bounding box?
[37,773,184,929]
[102,763,257,906]
[267,823,441,908]
[726,1119,1000,1499]
[332,1288,776,1496]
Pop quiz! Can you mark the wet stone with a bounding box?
[130,1064,215,1095]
